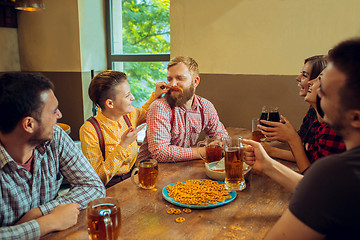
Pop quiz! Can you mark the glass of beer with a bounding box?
[87,197,121,240]
[252,118,264,142]
[131,159,158,189]
[223,136,246,191]
[197,136,223,163]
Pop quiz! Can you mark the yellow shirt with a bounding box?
[79,93,157,185]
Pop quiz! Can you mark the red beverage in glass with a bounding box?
[205,145,223,163]
[252,130,264,142]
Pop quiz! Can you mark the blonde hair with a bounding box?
[167,56,199,78]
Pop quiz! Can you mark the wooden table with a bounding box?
[43,160,297,240]
[42,128,297,239]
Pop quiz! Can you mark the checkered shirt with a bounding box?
[304,118,346,164]
[298,106,317,141]
[138,95,228,162]
[0,125,105,239]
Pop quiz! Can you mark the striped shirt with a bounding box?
[79,92,157,185]
[138,95,228,162]
[0,125,105,240]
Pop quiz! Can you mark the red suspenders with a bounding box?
[87,115,132,159]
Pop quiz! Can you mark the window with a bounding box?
[105,0,170,108]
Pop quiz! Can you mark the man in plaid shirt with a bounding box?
[138,56,228,162]
[0,73,105,239]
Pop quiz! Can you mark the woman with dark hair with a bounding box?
[260,56,345,173]
[296,55,327,140]
[79,70,166,187]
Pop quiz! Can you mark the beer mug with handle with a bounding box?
[131,159,158,189]
[222,136,246,191]
[197,136,223,164]
[87,197,121,240]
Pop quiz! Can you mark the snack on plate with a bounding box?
[166,179,232,205]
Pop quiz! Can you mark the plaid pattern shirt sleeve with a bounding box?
[202,100,228,138]
[0,125,105,239]
[298,107,317,141]
[38,126,105,214]
[306,123,346,163]
[0,220,40,240]
[140,96,227,163]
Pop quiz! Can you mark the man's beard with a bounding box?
[164,83,195,108]
[318,94,346,135]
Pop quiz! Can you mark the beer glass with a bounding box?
[197,136,223,163]
[222,136,246,191]
[131,159,158,189]
[87,197,121,240]
[251,118,264,142]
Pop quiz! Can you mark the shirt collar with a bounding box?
[96,111,124,127]
[0,142,11,169]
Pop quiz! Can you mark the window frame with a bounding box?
[104,0,170,69]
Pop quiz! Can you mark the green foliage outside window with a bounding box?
[120,0,170,107]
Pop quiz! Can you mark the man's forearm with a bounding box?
[151,144,194,162]
[269,148,295,162]
[264,159,303,193]
[191,146,205,160]
[15,207,43,225]
[36,215,57,237]
[288,136,311,173]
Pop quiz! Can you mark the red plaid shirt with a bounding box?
[304,118,346,164]
[138,96,228,162]
[298,106,317,141]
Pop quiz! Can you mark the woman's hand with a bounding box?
[120,124,147,149]
[258,116,298,143]
[154,82,168,98]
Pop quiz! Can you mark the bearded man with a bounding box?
[138,56,228,162]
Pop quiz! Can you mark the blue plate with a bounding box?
[162,179,237,209]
